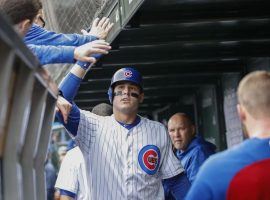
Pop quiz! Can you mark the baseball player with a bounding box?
[186,71,270,200]
[55,103,113,200]
[56,63,190,199]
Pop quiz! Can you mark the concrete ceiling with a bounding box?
[74,0,270,115]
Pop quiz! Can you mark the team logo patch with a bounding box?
[138,145,160,175]
[124,70,132,78]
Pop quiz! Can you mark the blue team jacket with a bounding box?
[186,138,270,200]
[24,24,97,65]
[176,136,216,183]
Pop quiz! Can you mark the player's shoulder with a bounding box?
[67,146,83,156]
[141,117,166,130]
[64,147,84,163]
[80,109,113,123]
[197,142,248,179]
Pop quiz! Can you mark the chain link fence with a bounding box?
[42,0,116,82]
[43,0,115,33]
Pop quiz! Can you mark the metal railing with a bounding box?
[0,12,58,200]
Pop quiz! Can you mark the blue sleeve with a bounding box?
[185,169,213,200]
[27,44,75,65]
[163,181,176,200]
[163,172,191,200]
[60,189,76,198]
[56,104,80,136]
[59,72,83,102]
[187,149,210,183]
[56,68,85,136]
[24,24,98,46]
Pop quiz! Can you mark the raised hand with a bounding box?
[74,39,111,63]
[82,17,114,40]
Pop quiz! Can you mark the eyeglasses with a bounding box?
[38,16,46,28]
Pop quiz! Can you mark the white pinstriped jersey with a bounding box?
[55,147,89,200]
[75,110,184,200]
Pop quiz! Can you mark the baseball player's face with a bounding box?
[168,116,195,151]
[113,82,144,114]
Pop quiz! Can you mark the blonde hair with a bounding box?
[237,71,270,118]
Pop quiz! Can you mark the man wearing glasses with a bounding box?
[24,1,113,66]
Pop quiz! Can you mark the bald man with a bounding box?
[167,113,216,183]
[186,71,270,200]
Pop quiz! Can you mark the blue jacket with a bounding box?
[164,137,215,200]
[176,136,216,183]
[186,138,270,200]
[24,24,98,65]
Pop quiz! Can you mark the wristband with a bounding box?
[76,61,91,70]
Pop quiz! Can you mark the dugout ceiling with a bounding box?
[74,0,270,115]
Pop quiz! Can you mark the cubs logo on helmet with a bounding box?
[138,145,160,175]
[124,70,132,78]
[107,67,143,103]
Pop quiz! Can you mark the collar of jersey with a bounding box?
[117,116,141,130]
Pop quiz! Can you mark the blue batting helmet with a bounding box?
[108,67,143,103]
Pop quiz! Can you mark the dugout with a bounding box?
[0,0,270,199]
[45,0,270,151]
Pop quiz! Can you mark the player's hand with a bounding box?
[74,40,111,63]
[82,17,114,39]
[56,96,72,124]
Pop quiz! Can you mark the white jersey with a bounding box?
[55,147,89,200]
[75,110,184,200]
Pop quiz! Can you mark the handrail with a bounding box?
[0,11,58,200]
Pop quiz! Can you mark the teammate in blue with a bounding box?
[1,0,113,65]
[25,14,113,65]
[168,113,216,183]
[186,70,270,200]
[56,64,190,199]
[164,113,215,199]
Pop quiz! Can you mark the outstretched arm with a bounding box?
[25,17,113,46]
[28,40,109,65]
[56,40,111,135]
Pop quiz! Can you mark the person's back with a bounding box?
[187,137,270,200]
[55,146,89,200]
[55,103,113,200]
[186,71,270,200]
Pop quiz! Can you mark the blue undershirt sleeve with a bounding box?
[59,189,76,198]
[57,67,85,136]
[59,72,83,102]
[163,172,191,200]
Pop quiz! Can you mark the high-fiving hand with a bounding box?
[74,39,111,63]
[82,17,114,40]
